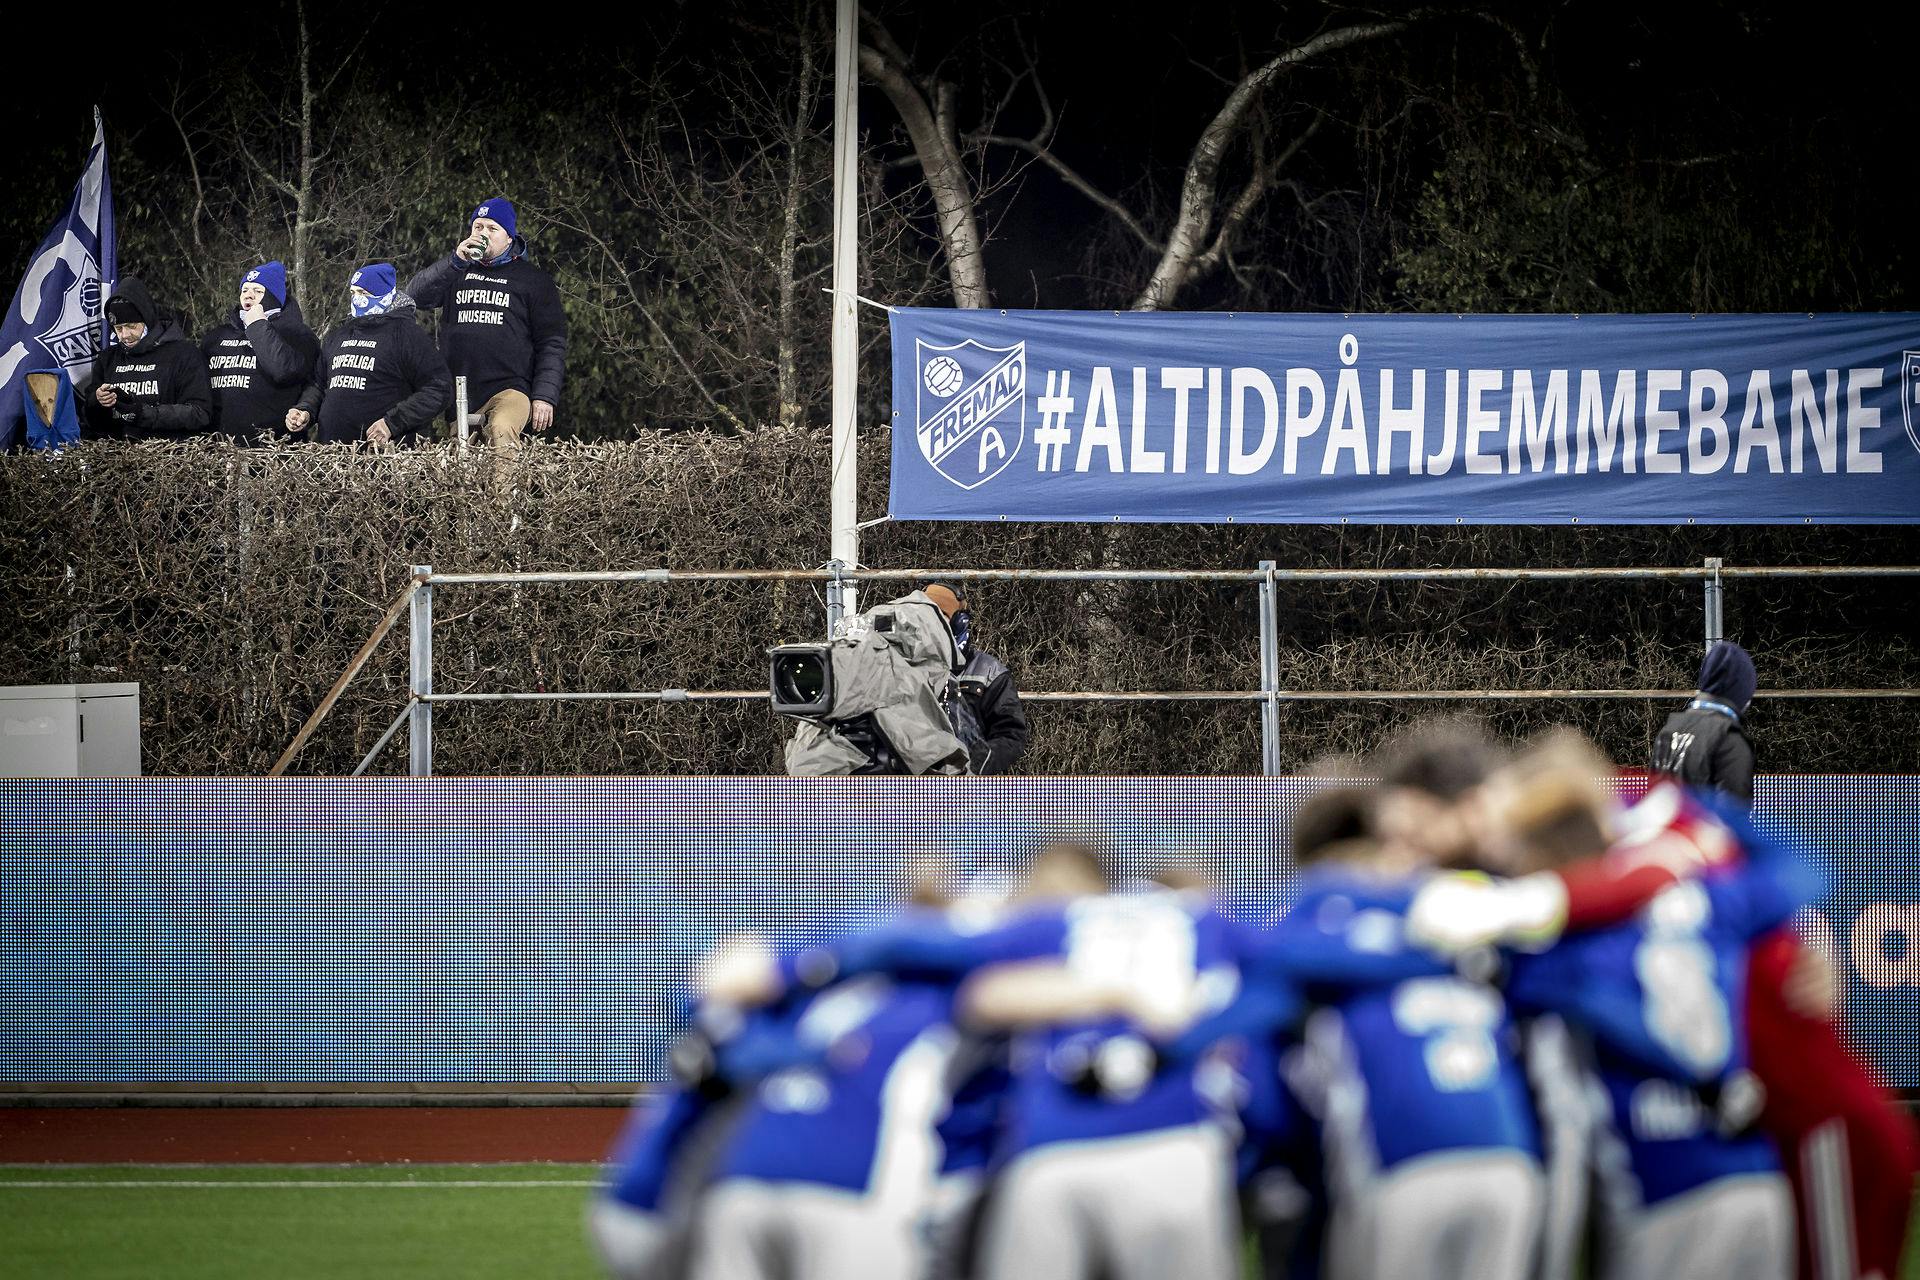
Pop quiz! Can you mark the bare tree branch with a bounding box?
[858,14,992,307]
[971,128,1162,253]
[164,80,210,255]
[1192,114,1324,278]
[1133,20,1407,310]
[231,131,300,201]
[776,6,821,429]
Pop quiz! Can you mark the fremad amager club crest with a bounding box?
[34,248,103,372]
[914,338,1025,489]
[1903,350,1920,455]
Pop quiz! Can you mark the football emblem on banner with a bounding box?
[914,337,1025,489]
[1903,350,1920,455]
[31,245,104,370]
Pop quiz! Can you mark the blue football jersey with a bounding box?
[935,1033,1012,1177]
[1282,871,1543,1183]
[1505,871,1787,1086]
[776,892,1239,1157]
[1506,835,1820,1207]
[1590,1066,1780,1208]
[990,892,1251,1157]
[715,976,959,1196]
[604,1089,716,1214]
[603,996,806,1214]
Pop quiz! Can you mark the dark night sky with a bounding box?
[5,2,1912,304]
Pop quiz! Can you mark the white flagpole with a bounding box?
[827,0,860,629]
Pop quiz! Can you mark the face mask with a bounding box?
[950,610,972,657]
[351,288,395,318]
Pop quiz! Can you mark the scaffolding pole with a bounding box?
[409,564,433,777]
[1704,556,1724,651]
[826,0,860,629]
[1258,560,1282,777]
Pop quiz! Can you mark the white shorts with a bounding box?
[917,1171,986,1280]
[1327,1149,1543,1280]
[685,1178,922,1280]
[586,1198,681,1280]
[1602,1174,1794,1280]
[975,1125,1239,1280]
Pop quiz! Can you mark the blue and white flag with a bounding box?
[889,308,1920,525]
[0,111,115,451]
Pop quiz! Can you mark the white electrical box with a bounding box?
[0,683,143,777]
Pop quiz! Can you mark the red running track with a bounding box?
[0,1108,629,1164]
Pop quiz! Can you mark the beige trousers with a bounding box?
[478,388,531,461]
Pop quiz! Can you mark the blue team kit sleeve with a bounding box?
[1240,875,1453,990]
[779,907,1070,990]
[603,1088,717,1213]
[1163,980,1306,1062]
[1165,883,1448,1061]
[710,1006,823,1082]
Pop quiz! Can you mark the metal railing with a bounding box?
[267,560,1920,778]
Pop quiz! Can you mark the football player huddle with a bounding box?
[589,723,1918,1280]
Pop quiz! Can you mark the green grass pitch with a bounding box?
[0,1164,607,1279]
[2,1164,1916,1279]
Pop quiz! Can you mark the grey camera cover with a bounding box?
[783,591,968,776]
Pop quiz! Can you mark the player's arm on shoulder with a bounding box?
[1696,794,1829,936]
[1404,872,1567,954]
[956,958,1138,1032]
[1160,982,1304,1061]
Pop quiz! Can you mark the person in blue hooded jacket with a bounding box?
[407,198,566,460]
[200,261,320,445]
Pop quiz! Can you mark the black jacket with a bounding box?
[201,297,321,444]
[950,649,1029,775]
[294,295,452,445]
[408,241,566,408]
[86,277,213,440]
[1650,699,1755,806]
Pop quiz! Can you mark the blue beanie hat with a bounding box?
[471,198,517,239]
[350,263,397,298]
[349,263,399,317]
[1697,640,1756,712]
[241,261,287,308]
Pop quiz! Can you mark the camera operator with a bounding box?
[924,584,1028,775]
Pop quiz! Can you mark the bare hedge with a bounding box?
[1,433,1914,775]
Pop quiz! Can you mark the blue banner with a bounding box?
[888,308,1920,524]
[0,111,115,452]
